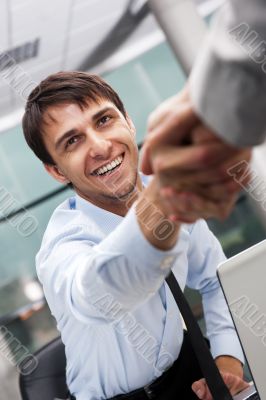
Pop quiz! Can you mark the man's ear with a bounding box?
[44,163,70,184]
[126,113,136,136]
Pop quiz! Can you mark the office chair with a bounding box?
[19,336,70,400]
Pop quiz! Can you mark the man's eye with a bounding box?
[65,136,79,149]
[98,115,111,126]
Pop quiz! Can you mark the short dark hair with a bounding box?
[22,71,127,165]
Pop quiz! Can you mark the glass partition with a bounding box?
[1,4,263,397]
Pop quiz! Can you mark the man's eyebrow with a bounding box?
[92,106,116,121]
[55,129,79,151]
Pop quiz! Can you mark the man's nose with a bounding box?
[88,132,112,158]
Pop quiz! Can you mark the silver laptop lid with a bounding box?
[217,239,266,400]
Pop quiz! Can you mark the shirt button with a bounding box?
[160,255,176,270]
[168,310,174,318]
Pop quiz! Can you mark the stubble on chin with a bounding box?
[105,171,138,201]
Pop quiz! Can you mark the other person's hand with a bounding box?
[140,86,252,222]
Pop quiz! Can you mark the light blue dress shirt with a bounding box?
[36,175,244,400]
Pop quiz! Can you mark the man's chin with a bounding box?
[107,171,139,201]
[75,171,139,204]
[108,182,136,201]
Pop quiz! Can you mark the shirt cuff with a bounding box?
[210,332,245,365]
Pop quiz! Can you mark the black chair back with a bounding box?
[19,336,69,400]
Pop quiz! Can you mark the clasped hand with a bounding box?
[141,86,252,223]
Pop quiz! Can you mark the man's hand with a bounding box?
[136,177,180,250]
[191,356,249,400]
[140,86,252,222]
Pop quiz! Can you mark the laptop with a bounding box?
[217,239,266,400]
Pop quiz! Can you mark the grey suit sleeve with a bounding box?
[190,0,266,147]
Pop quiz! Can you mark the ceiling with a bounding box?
[0,0,223,123]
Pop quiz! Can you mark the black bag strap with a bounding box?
[166,271,233,400]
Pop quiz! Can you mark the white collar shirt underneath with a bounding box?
[36,174,243,400]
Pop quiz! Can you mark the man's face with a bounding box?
[43,99,140,209]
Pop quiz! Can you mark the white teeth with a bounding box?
[94,155,123,176]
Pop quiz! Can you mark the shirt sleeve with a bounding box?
[190,0,266,147]
[186,220,244,363]
[36,204,182,325]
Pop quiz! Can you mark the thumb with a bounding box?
[140,144,153,175]
[192,379,209,400]
[147,102,199,147]
[140,104,199,174]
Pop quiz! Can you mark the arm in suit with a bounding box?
[140,1,257,222]
[190,0,266,146]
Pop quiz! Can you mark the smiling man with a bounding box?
[22,72,247,400]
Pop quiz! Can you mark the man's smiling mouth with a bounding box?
[91,153,124,177]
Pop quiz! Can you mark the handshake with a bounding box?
[141,85,252,224]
